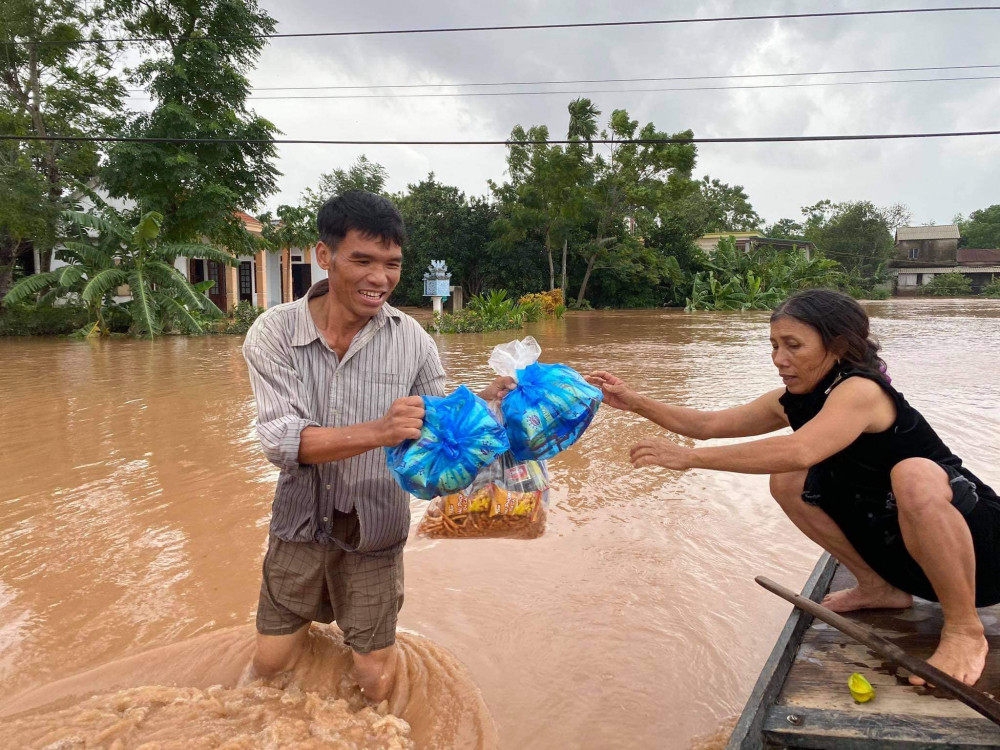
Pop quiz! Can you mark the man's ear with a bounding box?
[316,241,334,271]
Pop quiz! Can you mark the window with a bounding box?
[239,261,253,302]
[909,248,920,259]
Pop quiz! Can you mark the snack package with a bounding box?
[385,385,509,500]
[489,336,603,461]
[417,451,550,540]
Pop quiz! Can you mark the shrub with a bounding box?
[0,304,91,336]
[981,277,1000,298]
[520,300,544,322]
[518,288,565,316]
[921,273,972,296]
[224,300,266,335]
[428,289,531,333]
[848,286,890,301]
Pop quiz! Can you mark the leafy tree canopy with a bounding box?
[101,0,279,255]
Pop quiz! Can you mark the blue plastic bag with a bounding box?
[490,337,603,461]
[385,385,510,500]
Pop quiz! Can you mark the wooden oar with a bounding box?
[755,576,1000,727]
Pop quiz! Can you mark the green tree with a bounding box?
[493,121,591,291]
[4,189,229,336]
[0,0,125,297]
[957,205,1000,248]
[690,176,761,233]
[394,175,535,305]
[804,200,910,279]
[101,0,278,253]
[567,97,600,154]
[574,108,696,305]
[301,154,389,215]
[258,204,316,251]
[762,218,806,240]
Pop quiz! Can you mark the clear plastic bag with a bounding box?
[417,451,550,540]
[385,385,509,500]
[489,336,603,461]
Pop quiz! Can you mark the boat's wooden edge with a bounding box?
[726,553,838,750]
[762,706,1000,749]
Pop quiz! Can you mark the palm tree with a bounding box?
[567,98,601,154]
[3,189,232,337]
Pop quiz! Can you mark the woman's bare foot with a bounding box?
[821,583,913,612]
[908,625,988,687]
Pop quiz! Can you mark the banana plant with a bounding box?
[4,189,234,338]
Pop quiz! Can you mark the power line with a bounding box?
[10,7,1000,46]
[123,74,1000,101]
[122,62,1000,93]
[4,131,1000,146]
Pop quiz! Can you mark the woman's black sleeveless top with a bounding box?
[778,365,995,500]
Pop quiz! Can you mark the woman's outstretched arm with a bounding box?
[630,377,894,474]
[588,371,788,439]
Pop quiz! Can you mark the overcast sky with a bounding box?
[234,0,1000,226]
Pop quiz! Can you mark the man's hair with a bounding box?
[316,190,406,251]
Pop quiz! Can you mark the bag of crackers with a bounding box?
[417,449,550,540]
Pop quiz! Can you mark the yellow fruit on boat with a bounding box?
[848,672,875,703]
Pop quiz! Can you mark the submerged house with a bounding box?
[27,210,325,313]
[890,225,1000,293]
[185,212,324,312]
[695,232,816,258]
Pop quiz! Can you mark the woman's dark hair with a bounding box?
[317,190,406,251]
[771,289,887,378]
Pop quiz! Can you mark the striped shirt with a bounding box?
[243,279,446,555]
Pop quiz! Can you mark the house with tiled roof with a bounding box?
[889,225,1000,293]
[26,205,324,314]
[183,212,322,313]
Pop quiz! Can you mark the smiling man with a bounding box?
[241,191,509,701]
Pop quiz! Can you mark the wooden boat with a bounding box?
[727,553,1000,749]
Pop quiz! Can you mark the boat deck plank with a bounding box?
[765,565,1000,748]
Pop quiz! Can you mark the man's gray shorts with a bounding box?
[255,513,404,654]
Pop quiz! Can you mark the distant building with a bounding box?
[29,208,324,314]
[893,225,960,263]
[890,225,1000,293]
[695,232,816,259]
[183,212,322,312]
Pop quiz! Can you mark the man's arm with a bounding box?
[297,398,424,465]
[244,339,423,468]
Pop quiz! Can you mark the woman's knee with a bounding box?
[890,458,952,515]
[770,471,807,508]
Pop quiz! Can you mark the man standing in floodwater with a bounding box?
[242,190,510,701]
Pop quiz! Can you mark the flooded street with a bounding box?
[1,299,999,748]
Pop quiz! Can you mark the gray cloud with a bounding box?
[251,0,1000,224]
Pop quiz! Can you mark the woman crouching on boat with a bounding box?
[588,288,1000,686]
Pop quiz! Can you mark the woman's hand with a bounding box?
[630,436,694,470]
[587,371,642,412]
[478,376,517,403]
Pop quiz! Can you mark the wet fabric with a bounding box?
[385,385,509,500]
[779,364,1000,605]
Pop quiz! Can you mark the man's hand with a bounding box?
[377,396,426,446]
[587,371,642,412]
[630,436,694,470]
[478,375,517,403]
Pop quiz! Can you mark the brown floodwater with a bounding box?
[1,299,999,749]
